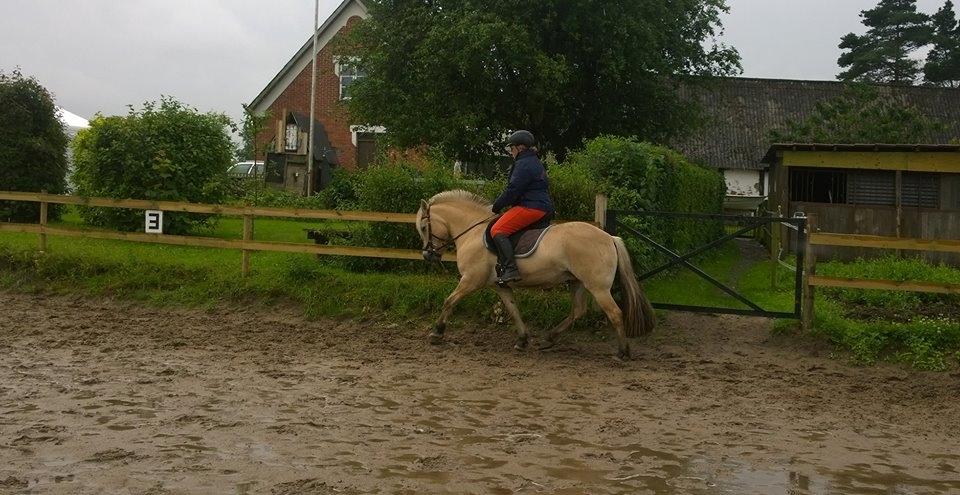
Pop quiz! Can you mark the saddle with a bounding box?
[482,214,554,259]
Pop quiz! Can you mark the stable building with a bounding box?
[763,143,960,262]
[677,79,960,210]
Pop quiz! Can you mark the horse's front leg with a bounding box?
[430,274,485,345]
[494,287,530,351]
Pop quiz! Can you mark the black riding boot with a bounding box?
[493,234,521,285]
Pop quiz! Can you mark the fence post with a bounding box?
[770,208,781,289]
[242,214,253,277]
[801,214,817,332]
[594,194,608,229]
[39,190,48,252]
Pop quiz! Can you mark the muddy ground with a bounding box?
[1,291,959,495]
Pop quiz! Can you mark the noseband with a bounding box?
[420,202,496,264]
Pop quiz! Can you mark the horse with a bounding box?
[416,190,656,359]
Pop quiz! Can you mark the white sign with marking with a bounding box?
[145,210,163,234]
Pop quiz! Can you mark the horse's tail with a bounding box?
[613,236,656,337]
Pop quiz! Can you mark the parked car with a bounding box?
[228,160,264,178]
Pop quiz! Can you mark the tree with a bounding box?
[236,103,270,161]
[72,97,234,234]
[838,0,933,84]
[924,0,960,87]
[341,0,741,161]
[770,85,945,143]
[0,69,68,222]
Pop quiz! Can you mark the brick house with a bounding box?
[249,0,377,171]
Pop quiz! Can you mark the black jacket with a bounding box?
[492,149,555,214]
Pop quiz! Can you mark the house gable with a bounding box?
[249,0,369,114]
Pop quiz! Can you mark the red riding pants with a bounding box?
[491,207,547,237]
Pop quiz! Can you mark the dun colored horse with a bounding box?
[417,190,655,359]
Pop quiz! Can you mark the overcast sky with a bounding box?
[0,0,949,124]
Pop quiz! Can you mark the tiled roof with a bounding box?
[675,77,960,170]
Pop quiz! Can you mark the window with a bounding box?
[902,172,940,208]
[848,170,895,206]
[789,168,942,208]
[334,57,365,100]
[790,168,847,203]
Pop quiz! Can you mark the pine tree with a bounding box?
[838,0,933,84]
[924,0,960,87]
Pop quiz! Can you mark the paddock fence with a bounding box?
[0,191,458,276]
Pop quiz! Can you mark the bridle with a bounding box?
[420,201,497,264]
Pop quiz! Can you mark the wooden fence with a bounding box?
[801,214,960,330]
[0,191,458,276]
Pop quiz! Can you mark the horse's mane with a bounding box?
[427,189,491,208]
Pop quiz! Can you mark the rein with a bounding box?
[421,203,497,264]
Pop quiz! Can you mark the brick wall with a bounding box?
[255,16,362,170]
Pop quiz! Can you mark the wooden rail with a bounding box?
[0,191,417,224]
[0,191,452,275]
[802,214,960,329]
[810,232,960,254]
[809,275,960,295]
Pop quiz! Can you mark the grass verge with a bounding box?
[3,214,959,370]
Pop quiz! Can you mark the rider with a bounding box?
[490,130,555,285]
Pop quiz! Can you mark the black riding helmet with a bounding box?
[507,130,536,148]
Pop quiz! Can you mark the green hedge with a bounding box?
[561,136,726,264]
[227,136,723,271]
[72,98,234,234]
[0,69,68,222]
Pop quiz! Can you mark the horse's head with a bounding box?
[417,199,451,263]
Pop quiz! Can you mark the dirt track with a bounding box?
[1,291,959,495]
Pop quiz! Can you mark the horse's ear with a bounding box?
[420,199,429,210]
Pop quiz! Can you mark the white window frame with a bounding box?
[333,56,364,101]
[349,125,387,146]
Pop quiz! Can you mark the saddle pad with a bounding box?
[483,225,554,258]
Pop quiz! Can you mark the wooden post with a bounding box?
[770,206,781,289]
[39,190,48,252]
[895,170,902,258]
[242,214,253,277]
[801,214,817,332]
[594,194,608,229]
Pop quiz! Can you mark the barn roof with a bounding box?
[675,78,960,171]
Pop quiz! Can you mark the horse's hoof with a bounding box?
[514,336,529,351]
[617,347,631,362]
[539,335,560,351]
[428,333,444,345]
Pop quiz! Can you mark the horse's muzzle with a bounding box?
[422,249,442,263]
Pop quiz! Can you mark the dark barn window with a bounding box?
[848,170,895,206]
[902,172,940,208]
[790,168,847,203]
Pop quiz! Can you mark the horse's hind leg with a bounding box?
[587,286,629,360]
[431,275,484,345]
[540,282,587,350]
[495,287,530,351]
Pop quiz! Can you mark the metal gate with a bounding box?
[605,210,807,319]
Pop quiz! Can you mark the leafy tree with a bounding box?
[72,97,234,234]
[236,103,270,161]
[0,69,68,222]
[838,0,933,84]
[341,0,741,161]
[924,0,960,87]
[770,85,945,143]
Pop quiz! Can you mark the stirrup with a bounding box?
[497,268,521,287]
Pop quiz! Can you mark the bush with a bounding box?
[0,69,68,222]
[561,136,725,263]
[71,97,233,234]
